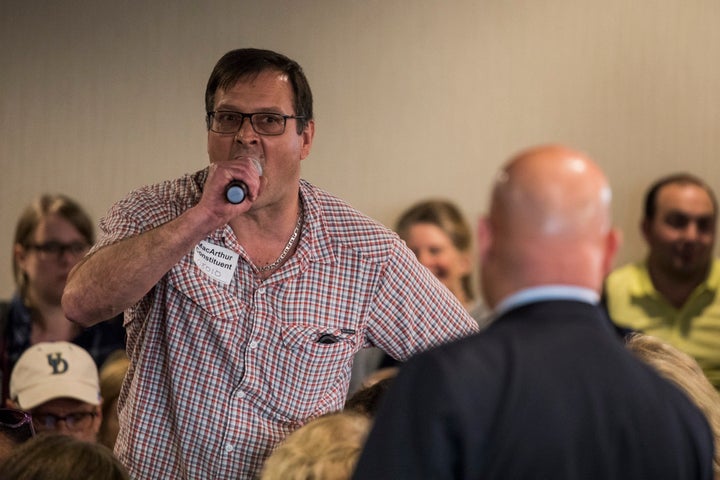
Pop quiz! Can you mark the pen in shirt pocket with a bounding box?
[316,328,356,344]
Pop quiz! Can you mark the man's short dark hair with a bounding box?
[643,173,717,221]
[204,48,313,134]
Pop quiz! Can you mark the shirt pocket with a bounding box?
[254,322,359,422]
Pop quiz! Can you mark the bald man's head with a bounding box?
[491,145,613,239]
[479,145,620,308]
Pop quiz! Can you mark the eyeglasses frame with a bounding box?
[206,110,305,136]
[23,241,90,260]
[31,410,98,432]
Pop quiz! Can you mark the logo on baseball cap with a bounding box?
[10,341,101,410]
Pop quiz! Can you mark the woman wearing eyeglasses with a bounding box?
[0,194,125,405]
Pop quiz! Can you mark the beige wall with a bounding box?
[2,0,719,297]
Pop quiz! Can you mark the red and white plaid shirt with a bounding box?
[99,169,478,479]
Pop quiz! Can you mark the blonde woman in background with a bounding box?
[349,199,489,394]
[626,332,720,478]
[395,199,488,324]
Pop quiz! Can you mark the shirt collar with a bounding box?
[702,258,720,290]
[294,179,336,266]
[494,285,600,317]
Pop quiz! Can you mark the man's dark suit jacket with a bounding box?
[353,300,714,479]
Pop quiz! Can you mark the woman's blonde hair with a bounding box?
[260,411,371,480]
[626,333,720,476]
[395,199,475,301]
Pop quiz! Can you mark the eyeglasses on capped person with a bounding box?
[0,408,36,443]
[206,111,305,136]
[24,241,90,261]
[31,411,97,432]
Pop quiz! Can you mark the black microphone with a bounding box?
[225,180,248,204]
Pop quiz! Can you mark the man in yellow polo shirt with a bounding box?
[605,173,720,389]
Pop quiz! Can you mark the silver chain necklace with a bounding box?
[257,203,303,272]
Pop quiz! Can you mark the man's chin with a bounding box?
[671,261,709,280]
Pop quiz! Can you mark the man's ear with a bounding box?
[640,217,652,243]
[93,403,104,434]
[14,243,28,273]
[299,119,315,161]
[602,227,622,277]
[476,216,493,265]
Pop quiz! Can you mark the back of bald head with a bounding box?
[490,145,613,240]
[480,145,619,304]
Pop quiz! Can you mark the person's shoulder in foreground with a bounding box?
[354,302,713,479]
[352,144,714,480]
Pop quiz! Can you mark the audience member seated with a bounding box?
[350,199,489,394]
[1,432,129,480]
[344,376,395,417]
[0,407,35,463]
[626,332,720,477]
[1,194,125,404]
[396,199,488,322]
[98,349,129,450]
[604,173,720,389]
[260,411,371,480]
[6,341,103,443]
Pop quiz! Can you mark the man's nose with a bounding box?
[235,117,258,143]
[683,222,700,241]
[54,419,71,434]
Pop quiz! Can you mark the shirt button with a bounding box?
[249,341,259,349]
[238,391,246,399]
[257,287,266,295]
[225,443,234,453]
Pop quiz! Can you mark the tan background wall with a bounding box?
[2,0,719,297]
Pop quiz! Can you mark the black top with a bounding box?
[1,294,126,404]
[353,300,714,480]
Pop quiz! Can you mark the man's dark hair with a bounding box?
[643,173,717,221]
[204,48,313,134]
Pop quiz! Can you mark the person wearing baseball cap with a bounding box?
[5,341,102,442]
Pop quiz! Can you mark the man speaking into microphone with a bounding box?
[61,48,478,479]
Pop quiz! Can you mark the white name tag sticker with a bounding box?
[193,241,239,285]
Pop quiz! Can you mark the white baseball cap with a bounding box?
[10,341,101,410]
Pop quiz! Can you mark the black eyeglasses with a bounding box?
[0,408,36,442]
[25,241,90,260]
[32,411,97,432]
[206,111,305,136]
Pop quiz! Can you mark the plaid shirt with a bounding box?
[100,169,478,479]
